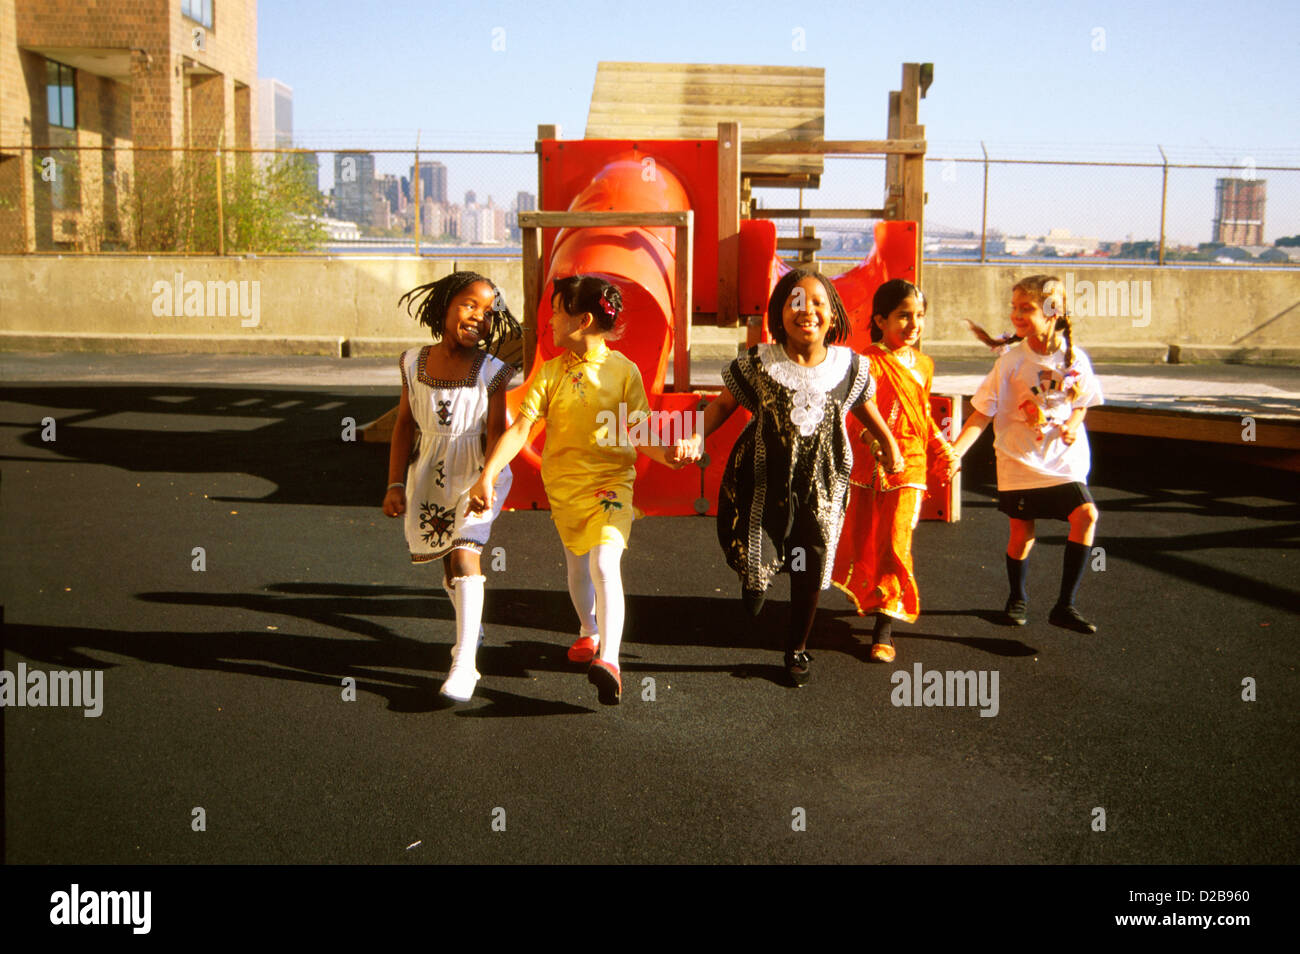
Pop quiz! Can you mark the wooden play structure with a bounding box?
[365,62,959,519]
[505,61,957,519]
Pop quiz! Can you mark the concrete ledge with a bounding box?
[0,332,346,356]
[1168,344,1300,366]
[922,340,1171,363]
[346,337,433,358]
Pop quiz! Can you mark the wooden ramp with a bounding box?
[586,62,825,185]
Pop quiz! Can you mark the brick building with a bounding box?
[0,0,258,251]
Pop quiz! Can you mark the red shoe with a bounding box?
[567,635,598,664]
[587,659,621,705]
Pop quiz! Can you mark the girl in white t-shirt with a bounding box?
[952,275,1103,633]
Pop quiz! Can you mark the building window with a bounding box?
[46,60,75,129]
[181,0,213,29]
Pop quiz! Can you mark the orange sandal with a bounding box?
[567,635,598,664]
[869,641,897,663]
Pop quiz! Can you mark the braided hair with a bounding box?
[766,267,851,346]
[397,270,521,357]
[965,274,1076,367]
[869,278,926,343]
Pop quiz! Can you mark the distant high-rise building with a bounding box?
[1213,178,1266,246]
[334,152,377,226]
[378,174,406,216]
[410,161,447,205]
[256,78,294,150]
[465,190,478,207]
[516,191,536,213]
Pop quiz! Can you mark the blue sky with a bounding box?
[260,0,1300,244]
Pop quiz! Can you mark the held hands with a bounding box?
[672,434,704,467]
[1060,418,1082,446]
[466,474,494,515]
[875,439,905,475]
[382,486,406,517]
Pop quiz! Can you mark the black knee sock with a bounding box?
[873,612,893,645]
[1006,554,1028,602]
[786,573,820,654]
[1057,541,1089,609]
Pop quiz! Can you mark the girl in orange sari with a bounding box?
[833,280,958,662]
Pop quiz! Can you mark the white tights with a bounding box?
[564,543,625,666]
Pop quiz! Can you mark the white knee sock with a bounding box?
[564,548,599,640]
[448,574,485,674]
[589,544,625,666]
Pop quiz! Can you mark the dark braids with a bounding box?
[397,270,522,357]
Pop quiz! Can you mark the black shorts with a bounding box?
[998,482,1094,521]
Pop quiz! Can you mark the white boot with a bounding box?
[440,575,485,702]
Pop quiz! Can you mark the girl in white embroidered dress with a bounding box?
[382,272,520,703]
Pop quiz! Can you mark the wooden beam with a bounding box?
[885,90,901,214]
[521,225,541,377]
[673,216,694,391]
[902,122,926,282]
[536,124,557,214]
[751,208,886,219]
[717,122,740,329]
[743,138,925,155]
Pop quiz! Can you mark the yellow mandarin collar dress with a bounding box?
[517,338,652,555]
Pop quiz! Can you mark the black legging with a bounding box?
[784,503,828,654]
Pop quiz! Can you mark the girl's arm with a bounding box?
[851,399,904,474]
[485,381,508,453]
[675,386,740,461]
[951,411,992,458]
[382,383,416,517]
[1060,406,1088,445]
[467,413,536,514]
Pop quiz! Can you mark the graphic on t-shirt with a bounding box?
[1018,399,1047,440]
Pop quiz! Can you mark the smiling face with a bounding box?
[781,277,833,349]
[443,281,495,348]
[1009,288,1055,343]
[874,294,925,351]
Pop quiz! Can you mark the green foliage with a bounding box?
[122,151,326,253]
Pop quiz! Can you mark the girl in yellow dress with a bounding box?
[469,275,688,705]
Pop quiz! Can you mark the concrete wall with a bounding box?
[0,255,525,356]
[0,255,1295,363]
[828,262,1300,362]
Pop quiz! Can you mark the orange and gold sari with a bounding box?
[833,344,955,622]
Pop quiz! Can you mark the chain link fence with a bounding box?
[3,143,1296,266]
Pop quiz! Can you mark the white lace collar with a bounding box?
[758,343,852,436]
[759,343,850,391]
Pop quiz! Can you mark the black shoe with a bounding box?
[1002,598,1028,626]
[784,650,812,687]
[1049,604,1097,634]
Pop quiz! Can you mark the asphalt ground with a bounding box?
[1,362,1297,879]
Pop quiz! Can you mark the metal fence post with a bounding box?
[1158,145,1168,266]
[980,141,989,263]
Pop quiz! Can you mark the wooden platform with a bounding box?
[585,62,825,182]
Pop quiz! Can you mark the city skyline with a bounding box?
[258,0,1299,250]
